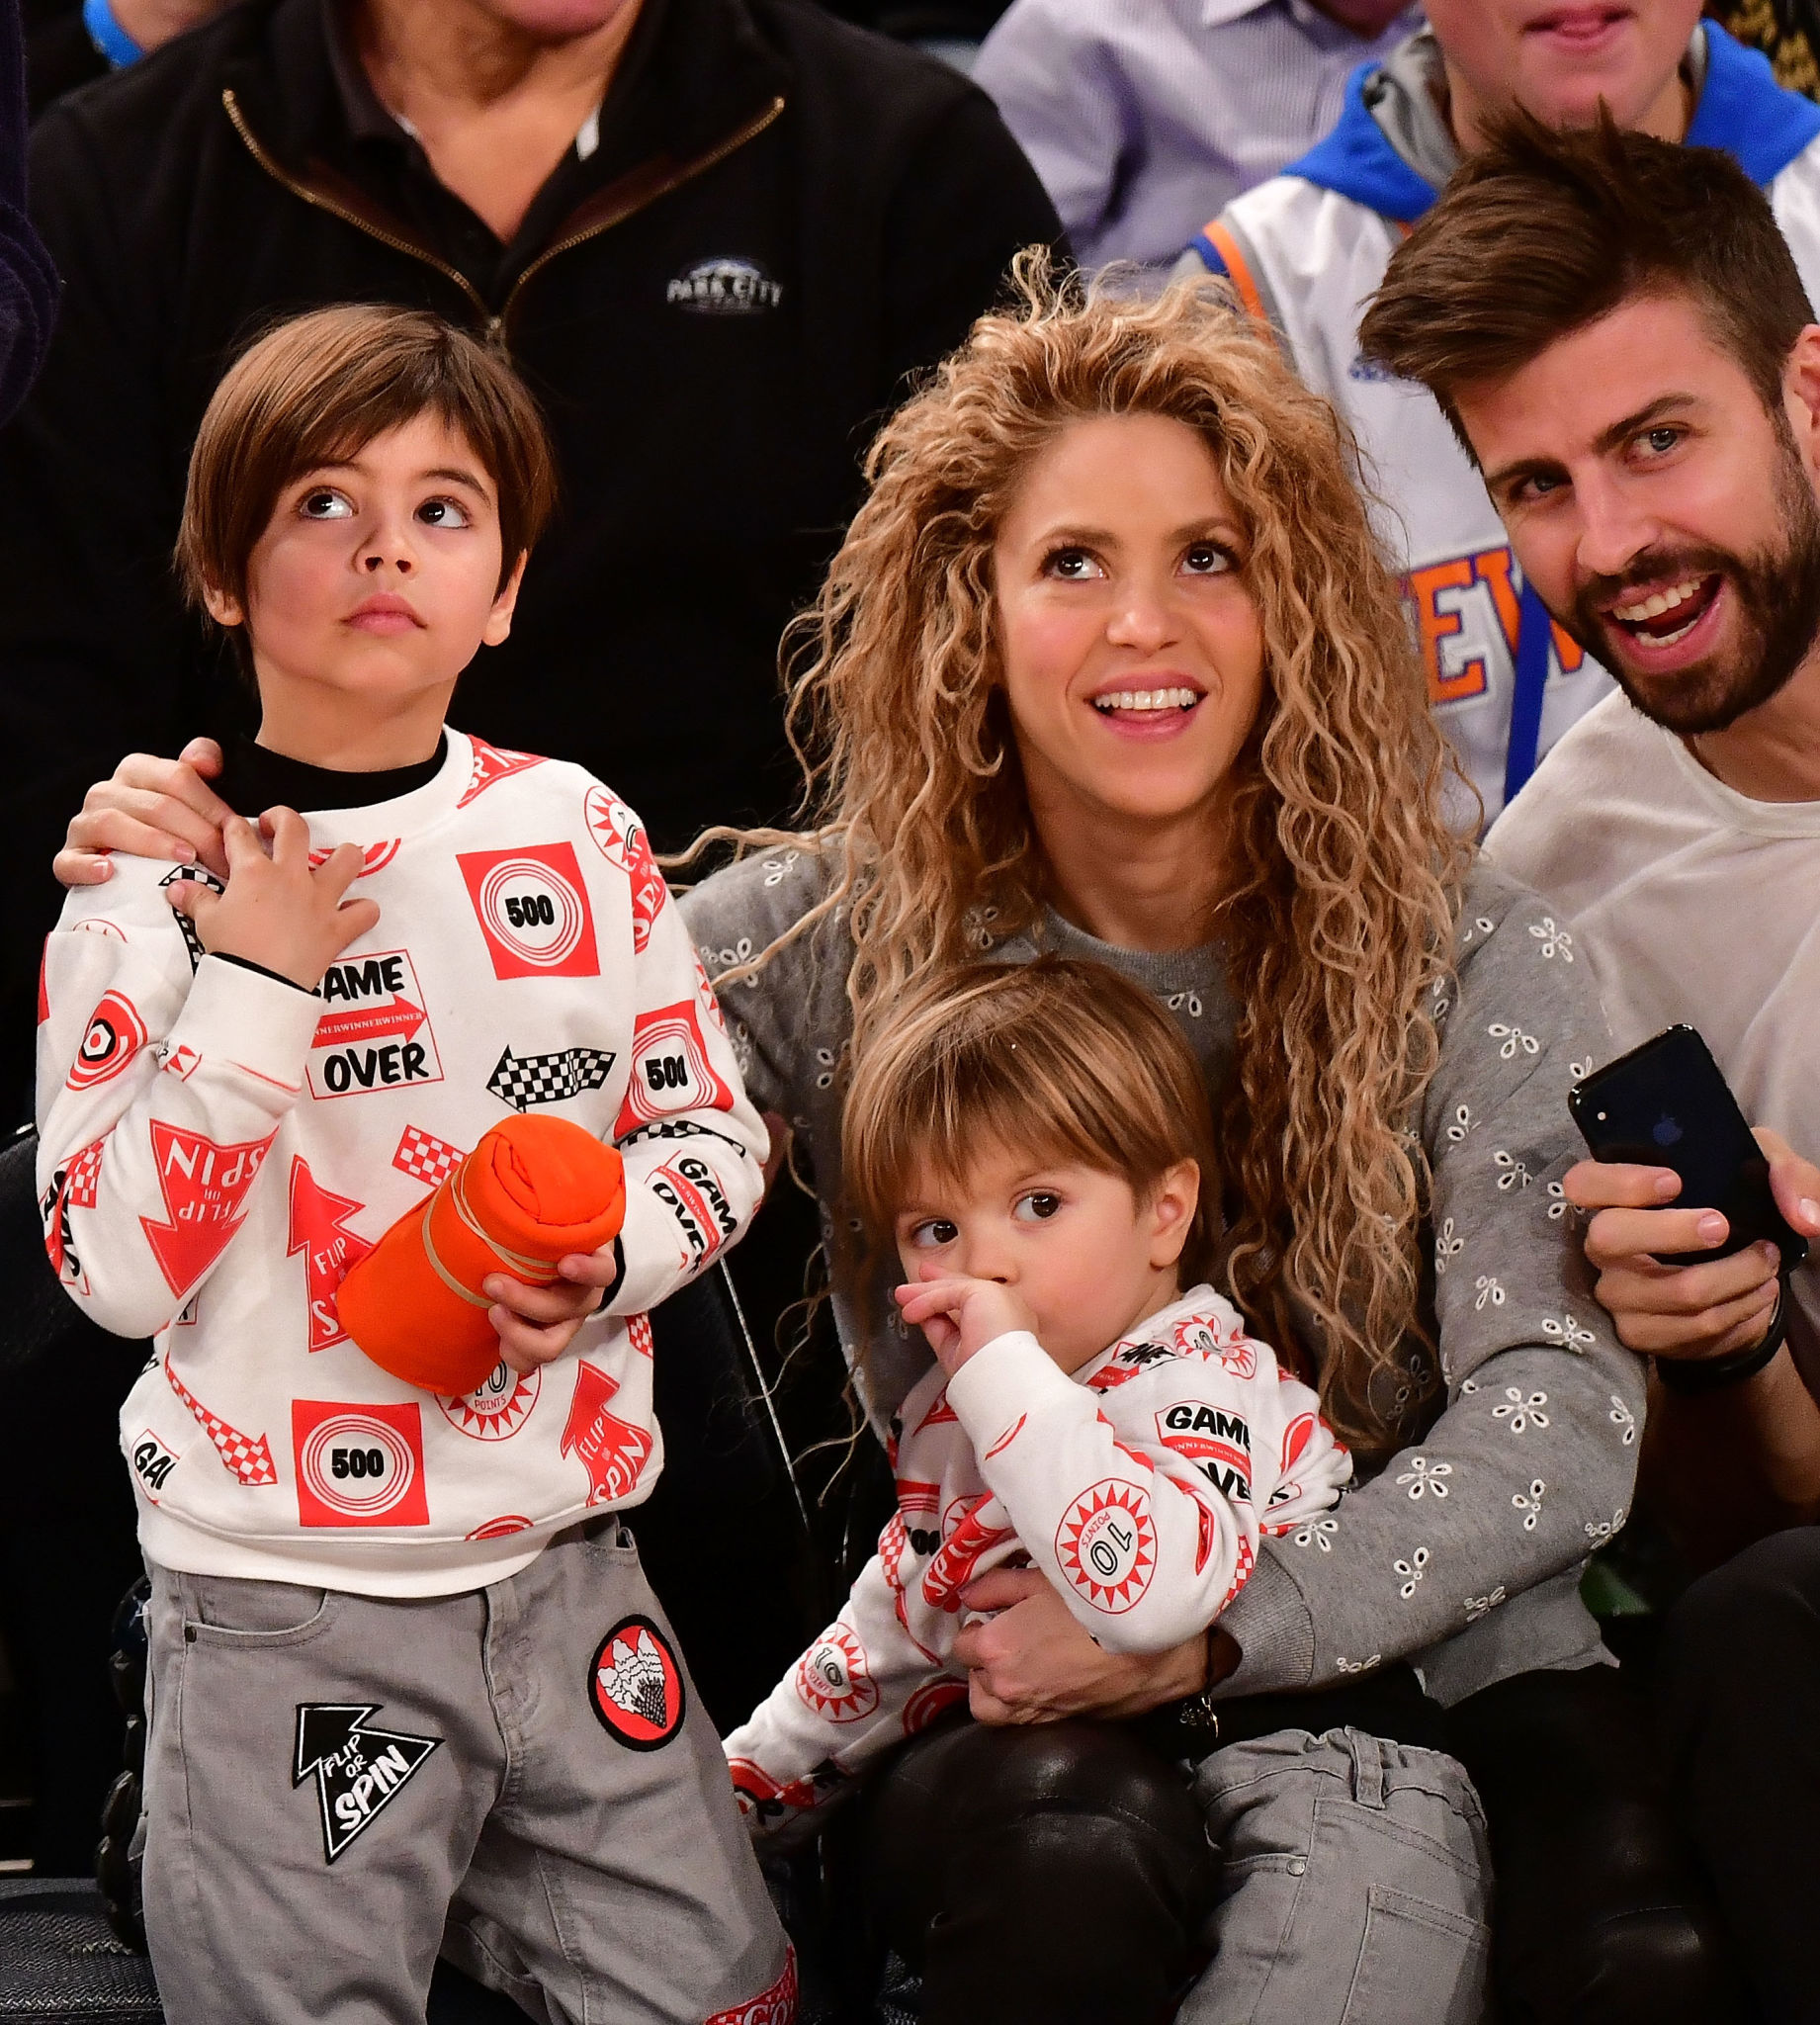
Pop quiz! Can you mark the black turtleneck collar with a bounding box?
[216,733,447,819]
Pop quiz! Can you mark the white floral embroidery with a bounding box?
[1585,1507,1628,1548]
[1494,1149,1533,1191]
[1608,1395,1637,1447]
[1459,914,1496,948]
[711,936,756,969]
[1546,1181,1571,1221]
[1528,918,1574,961]
[1512,1478,1547,1532]
[1488,1022,1542,1060]
[1464,1587,1508,1622]
[1445,1103,1475,1143]
[1166,991,1205,1018]
[1569,1057,1595,1082]
[1336,1653,1382,1675]
[1459,1376,1481,1395]
[1393,1545,1430,1599]
[1541,1314,1598,1353]
[1291,1516,1340,1552]
[1396,1454,1452,1500]
[813,1046,837,1092]
[1434,1218,1464,1274]
[1474,1275,1507,1312]
[1493,1387,1550,1433]
[760,850,800,888]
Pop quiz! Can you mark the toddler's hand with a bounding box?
[177,809,379,989]
[485,1244,619,1375]
[896,1273,1036,1375]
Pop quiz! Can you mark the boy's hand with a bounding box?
[896,1272,1036,1375]
[56,738,231,885]
[176,809,378,989]
[486,1246,619,1375]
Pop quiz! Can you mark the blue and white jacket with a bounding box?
[1179,23,1820,827]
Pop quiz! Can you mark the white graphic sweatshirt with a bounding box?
[35,730,768,1594]
[724,1288,1349,1841]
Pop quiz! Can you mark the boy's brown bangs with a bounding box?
[841,958,1222,1278]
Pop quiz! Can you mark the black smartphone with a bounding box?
[1569,1025,1808,1271]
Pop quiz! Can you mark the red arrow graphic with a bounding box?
[139,1122,276,1297]
[311,996,425,1047]
[287,1157,373,1351]
[560,1362,651,1506]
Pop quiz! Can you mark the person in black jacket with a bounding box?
[0,0,1062,1118]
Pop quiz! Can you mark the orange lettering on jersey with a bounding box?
[1473,546,1521,649]
[1407,558,1489,704]
[1551,618,1586,672]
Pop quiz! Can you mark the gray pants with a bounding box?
[141,1527,793,2025]
[1179,1725,1492,2025]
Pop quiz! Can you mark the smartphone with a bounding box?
[1569,1025,1807,1271]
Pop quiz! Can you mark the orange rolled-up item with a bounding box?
[336,1113,626,1395]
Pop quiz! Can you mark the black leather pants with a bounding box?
[1658,1528,1820,2025]
[1447,1664,1749,2025]
[860,1715,1216,2025]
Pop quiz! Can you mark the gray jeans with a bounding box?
[141,1526,793,2025]
[1179,1725,1492,2025]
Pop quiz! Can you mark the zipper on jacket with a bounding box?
[221,87,786,353]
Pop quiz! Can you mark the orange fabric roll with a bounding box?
[337,1114,626,1395]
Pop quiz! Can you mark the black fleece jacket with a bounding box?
[0,0,1060,1107]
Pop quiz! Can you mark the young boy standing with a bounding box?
[35,307,793,2025]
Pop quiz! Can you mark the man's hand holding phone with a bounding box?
[1567,1127,1820,1365]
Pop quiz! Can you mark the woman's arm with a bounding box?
[1206,866,1646,1694]
[54,738,233,884]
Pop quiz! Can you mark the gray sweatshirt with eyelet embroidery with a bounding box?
[682,848,1644,1706]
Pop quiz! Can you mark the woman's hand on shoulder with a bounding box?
[951,1567,1224,1722]
[54,738,231,886]
[1567,1128,1820,1363]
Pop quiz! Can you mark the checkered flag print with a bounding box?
[486,1044,616,1114]
[158,864,223,974]
[164,1360,277,1487]
[65,1137,104,1209]
[393,1125,465,1189]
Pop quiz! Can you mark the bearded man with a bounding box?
[1364,118,1820,2023]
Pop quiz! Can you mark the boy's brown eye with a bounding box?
[1015,1191,1062,1222]
[300,488,352,520]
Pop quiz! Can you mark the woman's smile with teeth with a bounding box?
[1093,686,1201,712]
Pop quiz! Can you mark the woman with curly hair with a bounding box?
[59,265,1718,2021]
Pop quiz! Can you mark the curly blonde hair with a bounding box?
[710,255,1470,1447]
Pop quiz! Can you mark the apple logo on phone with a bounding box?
[1653,1114,1685,1147]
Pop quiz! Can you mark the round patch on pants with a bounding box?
[589,1615,686,1749]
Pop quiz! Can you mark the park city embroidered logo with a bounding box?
[158,864,223,971]
[66,990,147,1092]
[1155,1402,1254,1504]
[584,785,667,952]
[309,949,444,1100]
[140,1123,276,1299]
[795,1624,878,1723]
[486,1043,616,1113]
[560,1361,652,1505]
[292,1399,430,1529]
[293,1703,442,1864]
[613,1000,734,1136]
[288,1158,373,1352]
[457,736,545,807]
[1055,1479,1157,1615]
[458,842,599,981]
[705,1949,800,2025]
[589,1614,686,1750]
[437,1358,541,1441]
[665,255,784,315]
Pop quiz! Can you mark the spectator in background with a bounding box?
[976,0,1419,271]
[1179,2,1820,829]
[20,0,235,113]
[0,0,1061,1121]
[1362,114,1820,2025]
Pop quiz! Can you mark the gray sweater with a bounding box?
[682,849,1644,1705]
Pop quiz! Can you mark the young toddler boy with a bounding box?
[36,307,794,2025]
[724,957,1350,1839]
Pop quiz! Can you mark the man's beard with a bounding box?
[1563,444,1820,736]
